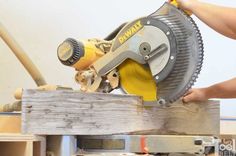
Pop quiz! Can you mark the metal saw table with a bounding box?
[75,135,220,156]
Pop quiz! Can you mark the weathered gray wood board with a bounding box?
[22,90,219,135]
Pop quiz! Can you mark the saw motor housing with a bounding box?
[57,2,204,105]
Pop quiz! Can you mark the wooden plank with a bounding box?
[0,133,45,142]
[0,113,21,133]
[22,90,220,135]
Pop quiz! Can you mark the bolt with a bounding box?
[166,31,170,35]
[170,56,175,60]
[144,55,150,60]
[155,75,159,80]
[158,99,166,106]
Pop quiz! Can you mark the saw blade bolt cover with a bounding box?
[139,42,152,61]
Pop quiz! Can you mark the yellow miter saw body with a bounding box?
[57,2,204,105]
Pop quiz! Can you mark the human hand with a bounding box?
[182,88,208,103]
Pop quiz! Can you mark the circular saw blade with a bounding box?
[151,3,204,104]
[118,59,157,102]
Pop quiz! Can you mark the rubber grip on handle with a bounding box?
[169,0,192,16]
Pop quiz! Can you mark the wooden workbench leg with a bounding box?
[40,137,47,156]
[25,141,33,156]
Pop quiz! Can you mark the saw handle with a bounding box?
[170,0,179,7]
[169,0,192,16]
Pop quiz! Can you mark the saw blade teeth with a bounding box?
[153,7,204,104]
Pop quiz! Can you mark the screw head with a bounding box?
[158,99,166,106]
[155,75,159,80]
[166,31,170,35]
[144,55,150,60]
[170,56,175,60]
[147,21,151,25]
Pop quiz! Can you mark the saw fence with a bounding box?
[22,90,219,136]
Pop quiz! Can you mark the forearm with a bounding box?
[204,78,236,99]
[187,1,236,39]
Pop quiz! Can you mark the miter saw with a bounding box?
[57,1,204,105]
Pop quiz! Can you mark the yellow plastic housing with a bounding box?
[73,40,104,70]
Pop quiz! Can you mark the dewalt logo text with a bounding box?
[118,20,143,44]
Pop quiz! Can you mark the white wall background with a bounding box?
[0,0,235,116]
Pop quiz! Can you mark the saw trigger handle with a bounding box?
[170,0,179,7]
[169,0,192,16]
